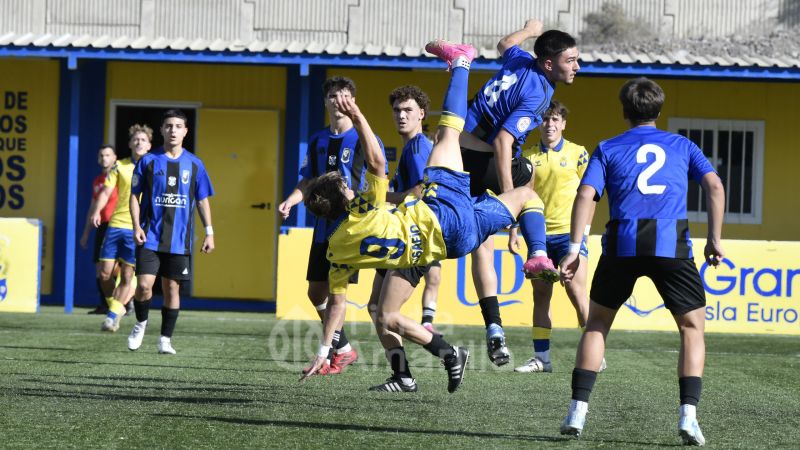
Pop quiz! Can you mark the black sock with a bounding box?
[329,330,341,361]
[422,333,455,359]
[421,307,436,325]
[679,376,702,406]
[386,346,413,378]
[95,278,106,307]
[571,368,598,402]
[336,328,349,350]
[160,307,179,338]
[478,296,502,328]
[134,300,151,322]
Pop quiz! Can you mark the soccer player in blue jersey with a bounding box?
[126,109,215,355]
[459,19,580,366]
[301,41,554,394]
[558,78,725,446]
[279,76,386,374]
[368,85,443,392]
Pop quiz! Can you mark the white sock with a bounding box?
[680,404,697,418]
[336,343,352,354]
[535,350,550,362]
[570,399,588,415]
[533,250,547,257]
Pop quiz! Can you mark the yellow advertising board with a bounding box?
[0,218,42,313]
[0,59,59,295]
[278,227,800,335]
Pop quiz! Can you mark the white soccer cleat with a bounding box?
[560,401,587,437]
[679,415,706,446]
[158,336,176,355]
[127,320,147,351]
[100,314,121,333]
[514,356,553,373]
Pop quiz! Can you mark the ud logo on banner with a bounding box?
[0,235,9,302]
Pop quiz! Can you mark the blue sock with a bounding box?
[442,66,469,120]
[519,199,547,258]
[533,339,550,352]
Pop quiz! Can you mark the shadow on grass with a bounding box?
[3,356,285,373]
[15,386,253,405]
[155,412,569,442]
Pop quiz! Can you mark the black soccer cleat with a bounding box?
[487,335,510,366]
[443,346,469,393]
[368,375,418,393]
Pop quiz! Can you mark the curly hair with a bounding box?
[128,123,153,142]
[304,172,349,221]
[543,100,569,120]
[388,85,430,112]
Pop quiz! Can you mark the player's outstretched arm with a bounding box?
[335,95,386,177]
[701,172,725,266]
[561,185,596,282]
[130,193,146,246]
[278,180,308,220]
[497,19,543,55]
[301,291,347,380]
[89,186,114,228]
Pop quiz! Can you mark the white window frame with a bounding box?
[668,118,765,225]
[108,99,202,146]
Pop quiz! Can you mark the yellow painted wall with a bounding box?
[105,61,286,151]
[325,69,800,242]
[0,59,59,294]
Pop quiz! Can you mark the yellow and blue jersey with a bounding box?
[522,138,589,235]
[465,45,554,150]
[104,158,136,229]
[326,171,446,294]
[582,126,716,258]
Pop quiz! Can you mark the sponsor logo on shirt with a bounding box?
[154,193,188,208]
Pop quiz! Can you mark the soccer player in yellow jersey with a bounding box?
[90,124,152,332]
[301,40,557,393]
[511,101,602,373]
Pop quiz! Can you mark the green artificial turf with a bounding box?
[0,307,798,448]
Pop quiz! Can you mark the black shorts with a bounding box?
[375,260,441,288]
[135,246,192,281]
[306,241,359,284]
[590,255,706,316]
[92,222,109,262]
[461,148,533,197]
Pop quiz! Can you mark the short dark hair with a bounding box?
[543,100,569,120]
[388,85,430,112]
[619,77,664,124]
[534,30,577,59]
[322,76,357,97]
[162,109,188,126]
[304,172,349,221]
[99,144,116,154]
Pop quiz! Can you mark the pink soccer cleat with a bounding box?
[330,348,358,372]
[425,40,477,70]
[523,256,560,283]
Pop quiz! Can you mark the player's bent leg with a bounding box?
[307,281,329,320]
[564,256,590,328]
[421,265,441,334]
[427,126,464,172]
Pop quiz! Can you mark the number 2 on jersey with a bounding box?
[636,144,666,195]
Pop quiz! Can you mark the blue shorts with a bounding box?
[422,167,515,258]
[99,226,136,266]
[547,233,589,266]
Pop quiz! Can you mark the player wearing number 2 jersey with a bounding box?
[558,78,726,446]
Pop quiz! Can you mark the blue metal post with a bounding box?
[294,63,311,227]
[63,56,80,313]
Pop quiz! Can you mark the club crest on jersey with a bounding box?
[168,176,177,187]
[181,170,190,185]
[560,156,568,167]
[341,147,352,163]
[131,174,139,187]
[516,116,531,133]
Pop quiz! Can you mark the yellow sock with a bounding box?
[106,297,125,316]
[532,326,552,340]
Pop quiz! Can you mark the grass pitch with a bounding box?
[0,307,798,449]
